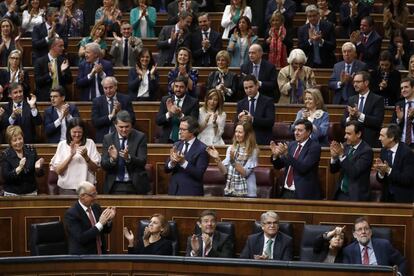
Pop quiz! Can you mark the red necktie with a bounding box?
[362,246,369,265]
[286,144,302,187]
[87,208,102,255]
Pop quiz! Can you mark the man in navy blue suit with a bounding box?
[44,86,80,143]
[240,211,292,260]
[236,74,275,145]
[330,120,373,201]
[91,76,135,143]
[271,119,321,199]
[76,43,114,101]
[297,4,336,68]
[374,124,414,203]
[166,116,209,196]
[328,42,368,104]
[343,217,407,276]
[191,12,222,67]
[65,181,116,254]
[240,44,279,101]
[350,16,382,70]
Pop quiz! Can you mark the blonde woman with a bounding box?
[197,89,226,146]
[207,121,259,197]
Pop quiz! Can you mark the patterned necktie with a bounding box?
[358,96,365,112]
[51,58,59,88]
[286,144,302,187]
[362,246,369,265]
[170,98,181,142]
[312,25,321,65]
[253,64,259,78]
[264,239,273,258]
[86,208,102,254]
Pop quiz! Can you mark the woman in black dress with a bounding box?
[312,226,346,263]
[123,214,173,255]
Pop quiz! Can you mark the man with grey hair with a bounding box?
[101,111,150,195]
[241,44,279,101]
[31,6,66,64]
[91,76,135,143]
[76,42,114,101]
[64,181,116,254]
[329,42,368,104]
[240,211,293,260]
[297,4,336,68]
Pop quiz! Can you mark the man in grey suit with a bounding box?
[329,42,368,104]
[109,21,143,67]
[101,111,150,195]
[240,211,293,260]
[157,11,192,66]
[186,210,233,258]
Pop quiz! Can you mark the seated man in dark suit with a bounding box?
[157,11,192,66]
[34,37,73,101]
[343,217,407,276]
[328,42,368,104]
[297,4,336,68]
[240,211,293,260]
[350,16,382,70]
[330,120,373,201]
[342,71,384,148]
[271,119,321,200]
[391,78,414,149]
[236,74,275,145]
[2,83,42,143]
[165,116,209,196]
[91,76,135,143]
[31,7,65,64]
[44,86,80,143]
[76,42,114,101]
[101,111,149,195]
[374,124,414,203]
[156,75,199,143]
[186,210,233,257]
[191,12,222,67]
[64,181,116,254]
[240,44,279,101]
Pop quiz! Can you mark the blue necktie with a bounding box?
[358,96,365,112]
[312,25,321,65]
[249,98,255,116]
[117,137,126,181]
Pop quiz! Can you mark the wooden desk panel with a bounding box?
[0,196,411,275]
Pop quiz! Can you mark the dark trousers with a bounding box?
[110,181,136,194]
[280,188,296,199]
[335,190,351,201]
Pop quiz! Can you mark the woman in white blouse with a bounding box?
[221,0,252,39]
[51,118,101,195]
[197,89,226,146]
[21,0,45,37]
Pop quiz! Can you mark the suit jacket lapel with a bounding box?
[273,233,282,259]
[255,234,265,256]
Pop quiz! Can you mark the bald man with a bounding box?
[241,44,279,101]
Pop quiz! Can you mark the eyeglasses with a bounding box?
[9,56,19,60]
[263,221,278,226]
[85,192,97,197]
[179,128,189,132]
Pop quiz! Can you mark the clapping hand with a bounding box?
[330,141,344,158]
[206,146,220,161]
[61,59,69,71]
[119,145,129,161]
[27,93,37,109]
[35,158,44,169]
[108,144,118,160]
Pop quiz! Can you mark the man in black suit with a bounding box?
[157,11,192,66]
[43,86,80,143]
[236,75,275,145]
[165,116,208,196]
[34,38,73,101]
[191,13,222,67]
[91,76,135,143]
[271,119,321,200]
[76,42,114,101]
[186,210,233,257]
[156,75,199,143]
[374,124,414,203]
[342,71,384,148]
[2,83,42,143]
[350,16,382,70]
[64,181,116,254]
[330,120,373,201]
[391,78,414,149]
[241,44,279,101]
[343,217,407,276]
[297,4,336,68]
[101,111,149,195]
[328,42,368,104]
[240,211,293,260]
[31,7,65,64]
